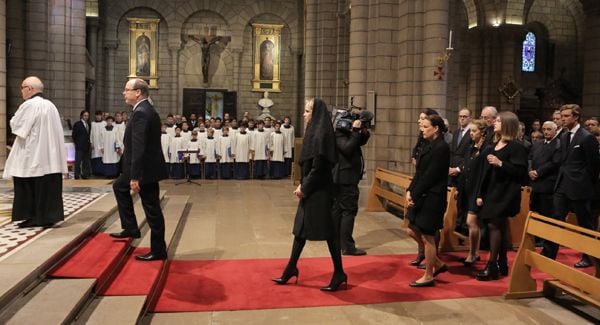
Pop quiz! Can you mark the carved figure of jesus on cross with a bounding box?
[186,26,231,84]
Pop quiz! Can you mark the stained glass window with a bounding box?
[522,32,536,72]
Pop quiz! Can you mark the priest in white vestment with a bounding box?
[3,76,67,228]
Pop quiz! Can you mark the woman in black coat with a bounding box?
[476,111,528,281]
[406,115,450,287]
[272,98,347,291]
[409,108,440,267]
[456,119,488,266]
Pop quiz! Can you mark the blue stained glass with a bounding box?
[522,32,536,72]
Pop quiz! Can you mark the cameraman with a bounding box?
[333,117,370,256]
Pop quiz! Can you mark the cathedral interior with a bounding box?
[0,1,598,323]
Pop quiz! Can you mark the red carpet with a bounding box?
[101,247,162,296]
[50,233,131,283]
[152,250,587,312]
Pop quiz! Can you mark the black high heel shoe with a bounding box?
[498,260,509,276]
[476,262,499,281]
[409,255,425,266]
[320,273,348,292]
[272,267,299,285]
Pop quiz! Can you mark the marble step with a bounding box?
[2,279,96,325]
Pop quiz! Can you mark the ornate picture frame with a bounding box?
[128,18,160,88]
[252,23,283,92]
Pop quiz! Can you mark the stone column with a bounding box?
[348,0,368,108]
[0,0,6,167]
[230,48,243,92]
[104,40,118,111]
[24,0,49,78]
[421,0,449,116]
[169,46,180,110]
[304,0,318,98]
[87,17,99,113]
[6,0,25,117]
[582,4,600,117]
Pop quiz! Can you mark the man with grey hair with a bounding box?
[3,76,67,228]
[529,121,560,220]
[480,106,497,146]
[110,78,169,261]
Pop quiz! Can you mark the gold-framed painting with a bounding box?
[128,18,160,88]
[251,23,283,92]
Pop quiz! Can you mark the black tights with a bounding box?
[487,218,508,264]
[286,236,344,275]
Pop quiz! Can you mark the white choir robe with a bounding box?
[281,125,295,159]
[3,96,67,179]
[186,139,201,177]
[90,120,106,159]
[165,125,176,138]
[161,133,171,163]
[270,132,286,179]
[229,127,239,139]
[181,130,192,143]
[99,127,122,177]
[232,132,250,163]
[202,138,218,179]
[263,126,274,143]
[251,130,269,160]
[213,128,223,140]
[217,136,234,163]
[169,136,186,179]
[114,121,126,146]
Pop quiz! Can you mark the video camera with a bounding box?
[333,97,374,132]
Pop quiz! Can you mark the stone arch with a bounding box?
[462,0,479,28]
[506,0,526,24]
[103,0,175,43]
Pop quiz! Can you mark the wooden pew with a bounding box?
[366,167,412,225]
[505,212,600,308]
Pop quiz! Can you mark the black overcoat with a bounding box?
[407,136,450,233]
[293,155,335,240]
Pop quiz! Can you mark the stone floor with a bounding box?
[0,178,594,324]
[145,179,595,324]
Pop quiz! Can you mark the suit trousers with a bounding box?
[113,174,167,255]
[333,184,360,251]
[74,149,91,179]
[542,192,593,259]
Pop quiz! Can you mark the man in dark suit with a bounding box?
[448,108,472,186]
[111,79,169,261]
[332,117,370,256]
[72,110,91,179]
[480,106,497,147]
[542,104,600,268]
[529,121,560,219]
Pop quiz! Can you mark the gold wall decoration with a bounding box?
[252,23,283,92]
[128,18,160,88]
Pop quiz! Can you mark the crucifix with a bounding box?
[185,26,231,84]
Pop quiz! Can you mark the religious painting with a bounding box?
[205,91,224,120]
[128,18,160,88]
[252,23,283,92]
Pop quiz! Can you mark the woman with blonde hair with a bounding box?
[476,111,528,280]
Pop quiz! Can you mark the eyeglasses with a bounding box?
[124,88,138,92]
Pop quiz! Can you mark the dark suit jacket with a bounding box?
[555,126,600,200]
[530,137,560,194]
[333,128,369,185]
[450,127,472,168]
[121,99,168,184]
[72,120,90,151]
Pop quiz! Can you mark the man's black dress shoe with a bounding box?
[110,230,141,239]
[135,252,167,261]
[409,279,435,287]
[342,248,367,256]
[574,258,592,268]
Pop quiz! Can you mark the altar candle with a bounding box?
[448,30,453,49]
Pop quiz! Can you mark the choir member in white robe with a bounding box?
[213,119,223,140]
[217,128,234,179]
[3,76,67,228]
[251,121,269,179]
[270,123,286,179]
[99,116,122,178]
[186,131,201,178]
[90,110,106,175]
[202,129,218,179]
[263,117,275,139]
[114,112,126,144]
[169,128,186,179]
[281,116,295,176]
[232,124,251,179]
[197,125,208,148]
[181,122,192,142]
[229,120,240,139]
[160,124,171,176]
